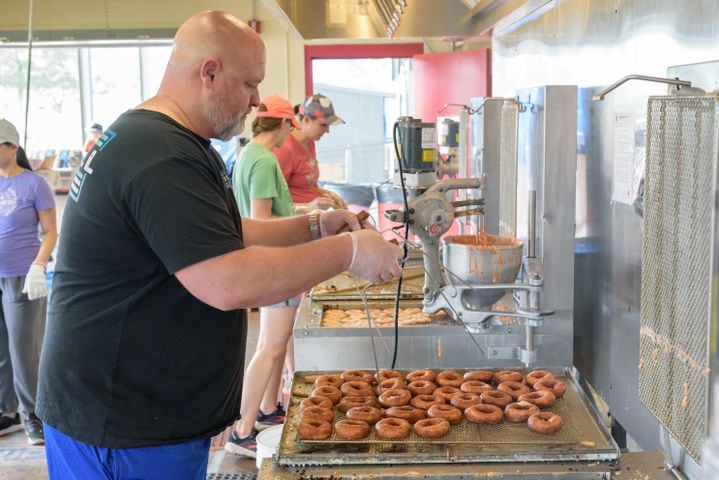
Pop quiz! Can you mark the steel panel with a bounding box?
[491,2,719,475]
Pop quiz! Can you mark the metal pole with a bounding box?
[22,0,35,148]
[528,189,536,258]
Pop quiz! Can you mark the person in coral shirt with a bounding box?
[273,94,347,213]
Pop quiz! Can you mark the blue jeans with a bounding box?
[44,424,210,480]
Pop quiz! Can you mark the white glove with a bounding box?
[326,190,347,209]
[346,230,403,284]
[22,264,48,301]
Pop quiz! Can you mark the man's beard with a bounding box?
[206,95,246,140]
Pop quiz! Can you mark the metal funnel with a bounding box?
[442,233,524,310]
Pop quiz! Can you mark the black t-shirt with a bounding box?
[37,110,247,448]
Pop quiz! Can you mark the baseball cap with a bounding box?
[299,94,345,126]
[0,118,20,146]
[90,122,103,132]
[255,95,302,129]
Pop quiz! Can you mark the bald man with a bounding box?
[36,11,402,479]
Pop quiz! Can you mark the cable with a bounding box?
[390,120,411,369]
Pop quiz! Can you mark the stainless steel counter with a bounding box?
[293,295,573,371]
[259,449,675,479]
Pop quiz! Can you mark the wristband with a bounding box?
[308,213,321,240]
[345,232,358,269]
[32,261,47,271]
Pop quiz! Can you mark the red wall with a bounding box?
[413,49,491,123]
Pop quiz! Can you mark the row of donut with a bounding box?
[311,368,564,389]
[309,369,567,407]
[321,308,432,327]
[298,394,562,440]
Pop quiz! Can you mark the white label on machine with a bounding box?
[613,112,634,205]
[421,127,436,149]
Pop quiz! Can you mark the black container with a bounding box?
[396,117,437,173]
[439,118,459,147]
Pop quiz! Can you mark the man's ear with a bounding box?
[200,58,221,87]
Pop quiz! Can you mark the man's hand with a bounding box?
[346,230,403,284]
[320,209,374,237]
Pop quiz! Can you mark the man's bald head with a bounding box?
[152,11,266,140]
[171,11,264,74]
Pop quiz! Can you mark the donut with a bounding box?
[379,388,411,407]
[480,390,513,408]
[341,370,374,384]
[297,419,333,440]
[525,370,556,387]
[497,381,531,400]
[410,394,445,410]
[337,395,376,413]
[460,380,493,394]
[300,396,333,411]
[334,419,371,440]
[300,406,334,423]
[427,404,462,425]
[406,370,436,383]
[413,417,450,438]
[518,390,556,408]
[450,392,482,411]
[528,411,562,434]
[346,406,383,425]
[408,380,436,396]
[504,401,540,423]
[433,386,462,401]
[465,403,503,424]
[314,374,343,389]
[493,370,524,384]
[374,417,411,439]
[311,385,341,405]
[436,370,463,387]
[377,378,406,394]
[463,370,494,382]
[385,405,426,424]
[341,381,375,397]
[377,370,403,382]
[534,378,566,398]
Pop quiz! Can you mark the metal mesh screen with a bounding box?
[640,95,719,461]
[499,101,519,238]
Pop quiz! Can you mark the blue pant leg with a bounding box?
[112,438,210,480]
[44,423,113,480]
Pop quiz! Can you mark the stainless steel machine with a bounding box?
[272,85,627,478]
[294,88,576,372]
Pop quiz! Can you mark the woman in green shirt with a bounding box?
[227,95,301,457]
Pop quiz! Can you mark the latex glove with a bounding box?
[308,196,335,211]
[326,190,347,209]
[346,230,403,284]
[319,209,375,237]
[22,264,47,300]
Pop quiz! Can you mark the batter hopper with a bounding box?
[442,233,524,310]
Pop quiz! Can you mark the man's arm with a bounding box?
[241,215,312,247]
[175,233,352,310]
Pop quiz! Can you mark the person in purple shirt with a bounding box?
[0,118,57,445]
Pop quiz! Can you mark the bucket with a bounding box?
[255,424,283,469]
